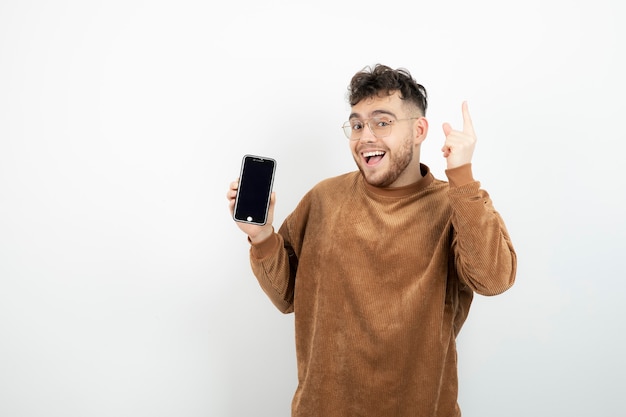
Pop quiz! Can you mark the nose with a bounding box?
[359,121,377,143]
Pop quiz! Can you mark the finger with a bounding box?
[264,192,276,224]
[268,192,276,211]
[227,180,238,198]
[462,101,475,136]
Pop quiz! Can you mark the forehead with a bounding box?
[350,91,405,118]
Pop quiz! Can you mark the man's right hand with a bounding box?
[227,179,276,244]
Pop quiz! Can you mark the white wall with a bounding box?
[1,1,624,416]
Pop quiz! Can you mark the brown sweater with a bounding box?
[249,164,516,417]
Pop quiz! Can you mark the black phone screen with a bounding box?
[233,155,276,225]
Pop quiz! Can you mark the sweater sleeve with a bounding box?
[249,224,297,314]
[446,164,517,296]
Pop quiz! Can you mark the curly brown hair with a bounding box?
[347,64,428,115]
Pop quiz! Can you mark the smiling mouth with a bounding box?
[363,150,386,165]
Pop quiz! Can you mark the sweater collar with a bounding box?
[361,163,434,198]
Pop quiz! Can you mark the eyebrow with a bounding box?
[349,109,398,120]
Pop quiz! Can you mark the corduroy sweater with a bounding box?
[249,163,516,417]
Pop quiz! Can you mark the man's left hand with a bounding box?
[441,101,477,169]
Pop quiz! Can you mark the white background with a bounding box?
[1,0,624,416]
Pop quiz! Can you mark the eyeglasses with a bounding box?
[341,117,419,140]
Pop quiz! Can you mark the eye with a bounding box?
[374,118,393,128]
[350,120,363,131]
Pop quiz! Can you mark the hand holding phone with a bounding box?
[228,178,275,244]
[233,155,276,226]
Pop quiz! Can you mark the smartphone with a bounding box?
[233,154,277,225]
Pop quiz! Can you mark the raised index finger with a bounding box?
[462,101,475,136]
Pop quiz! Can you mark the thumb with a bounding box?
[442,122,453,137]
[267,192,277,221]
[269,192,276,210]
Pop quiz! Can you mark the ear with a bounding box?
[413,117,428,145]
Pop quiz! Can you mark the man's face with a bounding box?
[348,91,426,188]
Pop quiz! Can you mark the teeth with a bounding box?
[363,151,385,157]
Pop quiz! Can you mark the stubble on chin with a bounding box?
[356,139,414,188]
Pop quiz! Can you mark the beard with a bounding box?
[357,136,415,188]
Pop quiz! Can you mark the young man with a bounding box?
[227,64,517,417]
